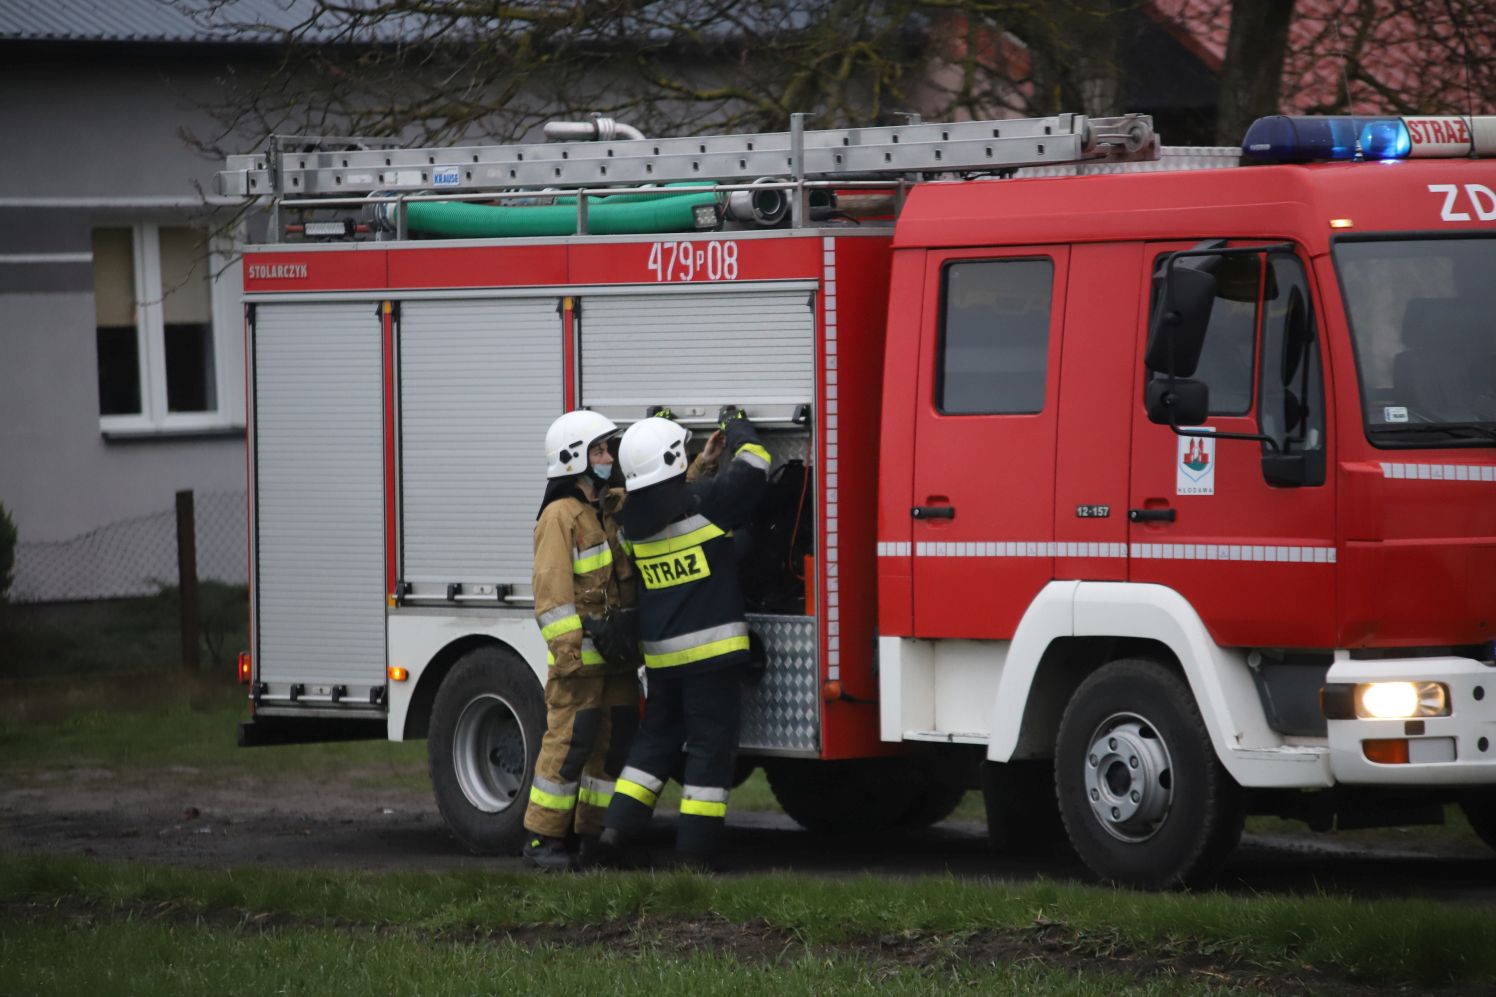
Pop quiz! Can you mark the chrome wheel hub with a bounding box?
[1081,712,1173,843]
[452,693,527,813]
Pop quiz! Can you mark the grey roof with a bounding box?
[0,0,418,44]
[0,1,834,48]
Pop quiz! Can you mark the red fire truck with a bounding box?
[223,111,1496,887]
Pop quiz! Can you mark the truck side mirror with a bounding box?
[1262,449,1324,488]
[1144,263,1218,377]
[1146,377,1210,427]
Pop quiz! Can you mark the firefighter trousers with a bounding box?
[604,665,742,857]
[524,670,640,839]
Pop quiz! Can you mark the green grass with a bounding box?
[0,914,1217,997]
[4,854,1496,990]
[0,677,427,786]
[0,584,249,680]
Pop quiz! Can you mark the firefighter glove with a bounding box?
[581,609,641,668]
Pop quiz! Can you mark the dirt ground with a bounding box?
[4,762,1495,908]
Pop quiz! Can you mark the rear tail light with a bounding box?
[237,651,252,684]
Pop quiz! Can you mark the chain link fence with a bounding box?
[9,491,247,604]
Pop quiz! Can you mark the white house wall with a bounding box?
[0,51,252,592]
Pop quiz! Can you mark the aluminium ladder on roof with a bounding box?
[216,112,1160,201]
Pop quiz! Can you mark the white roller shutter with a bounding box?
[253,302,386,692]
[578,288,814,410]
[399,298,562,594]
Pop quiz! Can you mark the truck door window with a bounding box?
[1146,252,1257,416]
[937,258,1054,415]
[1259,255,1325,458]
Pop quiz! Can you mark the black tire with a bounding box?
[1054,658,1244,889]
[1459,791,1496,852]
[764,759,900,834]
[764,756,964,834]
[897,762,969,829]
[981,759,1066,853]
[427,644,545,855]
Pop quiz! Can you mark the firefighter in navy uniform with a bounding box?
[599,408,771,867]
[522,410,640,871]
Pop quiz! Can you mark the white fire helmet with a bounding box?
[545,410,618,479]
[617,416,692,491]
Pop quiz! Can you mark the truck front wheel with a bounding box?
[1054,658,1243,889]
[427,644,545,855]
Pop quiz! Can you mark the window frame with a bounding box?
[934,254,1058,417]
[95,219,245,437]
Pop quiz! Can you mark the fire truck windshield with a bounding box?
[1335,237,1496,447]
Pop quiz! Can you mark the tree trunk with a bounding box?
[1215,0,1297,145]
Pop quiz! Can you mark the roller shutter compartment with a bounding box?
[399,298,562,597]
[578,288,814,411]
[253,302,386,701]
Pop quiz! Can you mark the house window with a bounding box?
[93,229,142,417]
[937,257,1054,415]
[91,223,241,434]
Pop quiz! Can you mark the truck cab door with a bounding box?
[1128,243,1337,647]
[911,247,1068,638]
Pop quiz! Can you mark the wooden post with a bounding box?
[176,489,200,671]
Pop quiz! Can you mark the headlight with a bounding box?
[1355,681,1449,719]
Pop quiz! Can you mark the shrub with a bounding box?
[0,502,16,603]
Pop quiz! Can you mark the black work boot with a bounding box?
[575,833,603,869]
[521,834,575,872]
[587,827,637,869]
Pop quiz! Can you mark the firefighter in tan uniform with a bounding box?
[523,410,640,870]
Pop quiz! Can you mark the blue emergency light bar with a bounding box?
[1242,114,1496,164]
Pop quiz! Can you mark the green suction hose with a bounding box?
[403,190,718,238]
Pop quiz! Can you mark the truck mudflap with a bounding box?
[1325,653,1496,785]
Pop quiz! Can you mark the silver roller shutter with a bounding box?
[399,298,562,594]
[579,289,814,410]
[254,302,386,692]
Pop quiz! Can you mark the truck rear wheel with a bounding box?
[1054,658,1243,889]
[427,644,545,855]
[897,767,969,829]
[763,757,965,834]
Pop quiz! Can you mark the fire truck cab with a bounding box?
[878,117,1496,885]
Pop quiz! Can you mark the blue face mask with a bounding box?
[590,461,613,483]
